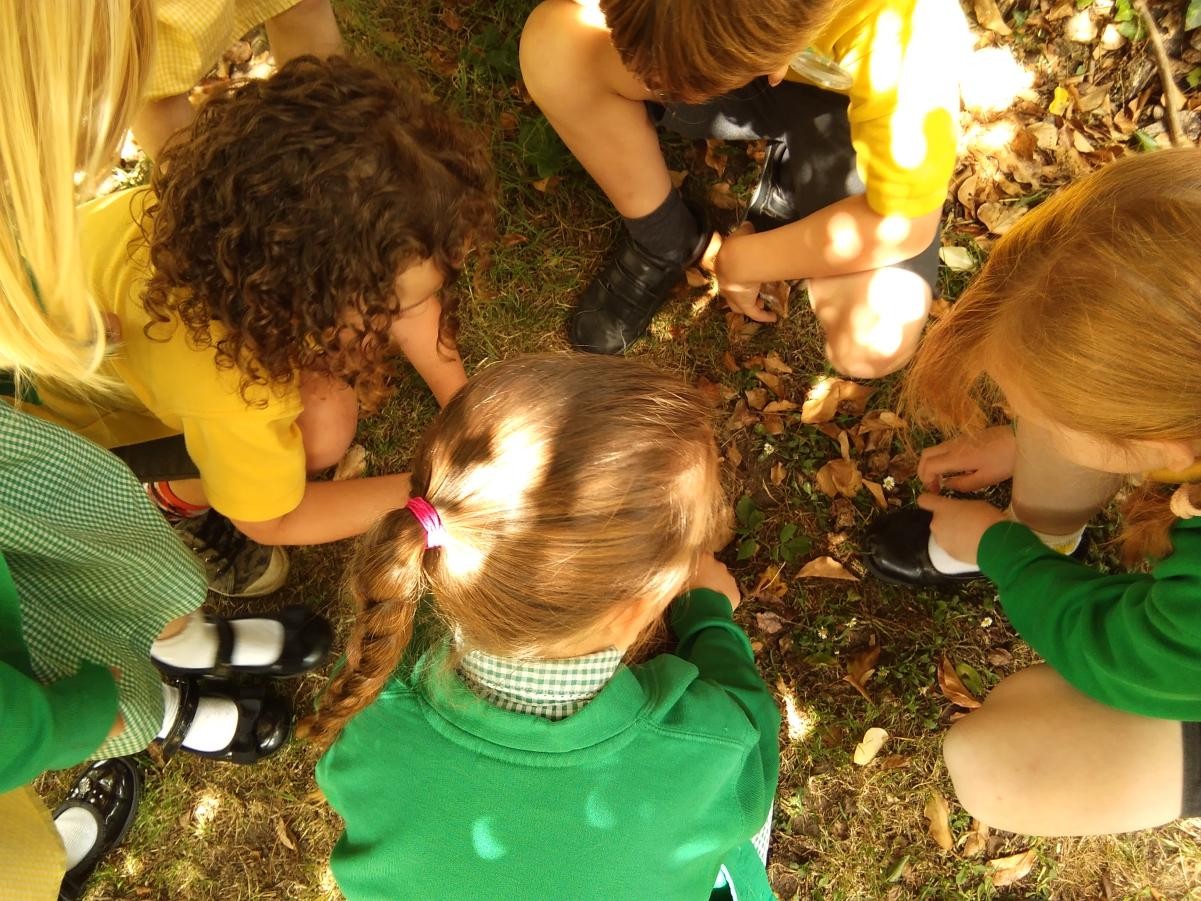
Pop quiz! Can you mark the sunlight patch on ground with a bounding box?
[778,681,818,744]
[192,790,222,836]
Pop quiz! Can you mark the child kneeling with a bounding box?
[307,354,780,899]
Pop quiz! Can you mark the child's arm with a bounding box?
[231,473,412,546]
[390,296,467,408]
[670,556,780,828]
[978,519,1201,720]
[0,660,118,792]
[713,194,940,287]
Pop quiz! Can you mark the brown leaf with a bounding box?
[668,169,689,189]
[754,370,781,392]
[938,655,983,709]
[800,555,860,582]
[924,792,955,851]
[852,726,889,765]
[752,563,786,597]
[532,176,560,193]
[760,281,790,317]
[842,639,879,700]
[988,849,1037,887]
[762,399,798,414]
[694,376,724,408]
[864,479,888,510]
[801,377,870,423]
[761,413,785,435]
[977,201,1027,235]
[500,232,528,247]
[724,399,759,432]
[877,754,909,770]
[703,139,728,178]
[815,459,862,498]
[987,647,1014,667]
[961,819,990,858]
[725,444,743,467]
[837,430,851,461]
[755,611,785,635]
[684,267,710,288]
[721,351,739,373]
[274,817,298,852]
[708,182,740,210]
[333,445,367,481]
[764,351,793,374]
[745,387,769,411]
[770,461,787,486]
[440,8,464,30]
[972,0,1012,34]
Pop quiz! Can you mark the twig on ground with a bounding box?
[1133,0,1186,147]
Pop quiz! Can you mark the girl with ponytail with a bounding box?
[307,353,780,900]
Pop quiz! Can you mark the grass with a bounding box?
[34,0,1201,898]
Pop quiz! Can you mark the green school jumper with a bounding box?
[979,520,1201,719]
[317,589,781,900]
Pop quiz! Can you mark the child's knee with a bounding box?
[811,268,930,379]
[520,1,598,104]
[942,714,1007,824]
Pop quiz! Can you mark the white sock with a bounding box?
[54,806,101,870]
[927,536,980,575]
[1004,505,1083,555]
[157,683,240,753]
[151,613,284,670]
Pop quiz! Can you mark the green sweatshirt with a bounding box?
[316,589,781,900]
[0,553,117,793]
[979,519,1201,721]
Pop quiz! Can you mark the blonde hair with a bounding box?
[600,0,841,101]
[302,354,725,748]
[903,147,1201,561]
[0,0,154,382]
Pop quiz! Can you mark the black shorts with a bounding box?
[648,77,942,291]
[1183,721,1201,817]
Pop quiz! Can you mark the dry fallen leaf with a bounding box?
[986,647,1014,667]
[754,370,781,392]
[924,792,955,851]
[332,444,367,481]
[864,479,888,510]
[961,819,990,858]
[274,817,298,852]
[852,727,889,765]
[988,849,1037,887]
[939,245,975,272]
[801,377,876,423]
[703,139,728,178]
[800,555,860,581]
[755,611,784,635]
[938,655,983,709]
[532,176,560,193]
[762,399,798,414]
[745,387,769,411]
[764,351,793,374]
[752,563,786,597]
[815,459,863,498]
[972,0,1012,34]
[708,182,740,210]
[770,461,787,486]
[977,201,1027,236]
[842,639,880,701]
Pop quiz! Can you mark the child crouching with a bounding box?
[306,354,780,899]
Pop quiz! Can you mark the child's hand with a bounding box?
[916,493,1006,567]
[689,553,742,609]
[917,425,1017,493]
[106,667,124,739]
[710,224,778,324]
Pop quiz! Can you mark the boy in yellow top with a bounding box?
[520,0,968,377]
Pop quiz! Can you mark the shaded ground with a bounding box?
[36,0,1201,897]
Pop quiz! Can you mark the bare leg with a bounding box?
[131,93,195,161]
[944,664,1184,836]
[296,371,358,473]
[808,267,932,379]
[156,614,194,640]
[1010,419,1122,536]
[520,0,668,217]
[264,0,343,63]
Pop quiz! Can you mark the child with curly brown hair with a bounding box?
[307,354,779,900]
[27,56,494,597]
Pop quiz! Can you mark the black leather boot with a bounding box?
[861,507,982,588]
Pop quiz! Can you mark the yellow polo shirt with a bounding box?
[29,188,306,522]
[789,0,969,218]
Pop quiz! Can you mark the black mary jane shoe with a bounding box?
[861,507,983,589]
[159,679,292,765]
[155,604,333,680]
[569,230,710,355]
[54,758,142,901]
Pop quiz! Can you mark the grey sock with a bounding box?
[623,189,703,263]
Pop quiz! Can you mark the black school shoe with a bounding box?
[862,506,1090,589]
[54,758,142,901]
[569,230,709,355]
[861,507,984,589]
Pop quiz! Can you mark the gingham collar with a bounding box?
[458,646,623,721]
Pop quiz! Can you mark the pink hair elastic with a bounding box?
[406,496,447,549]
